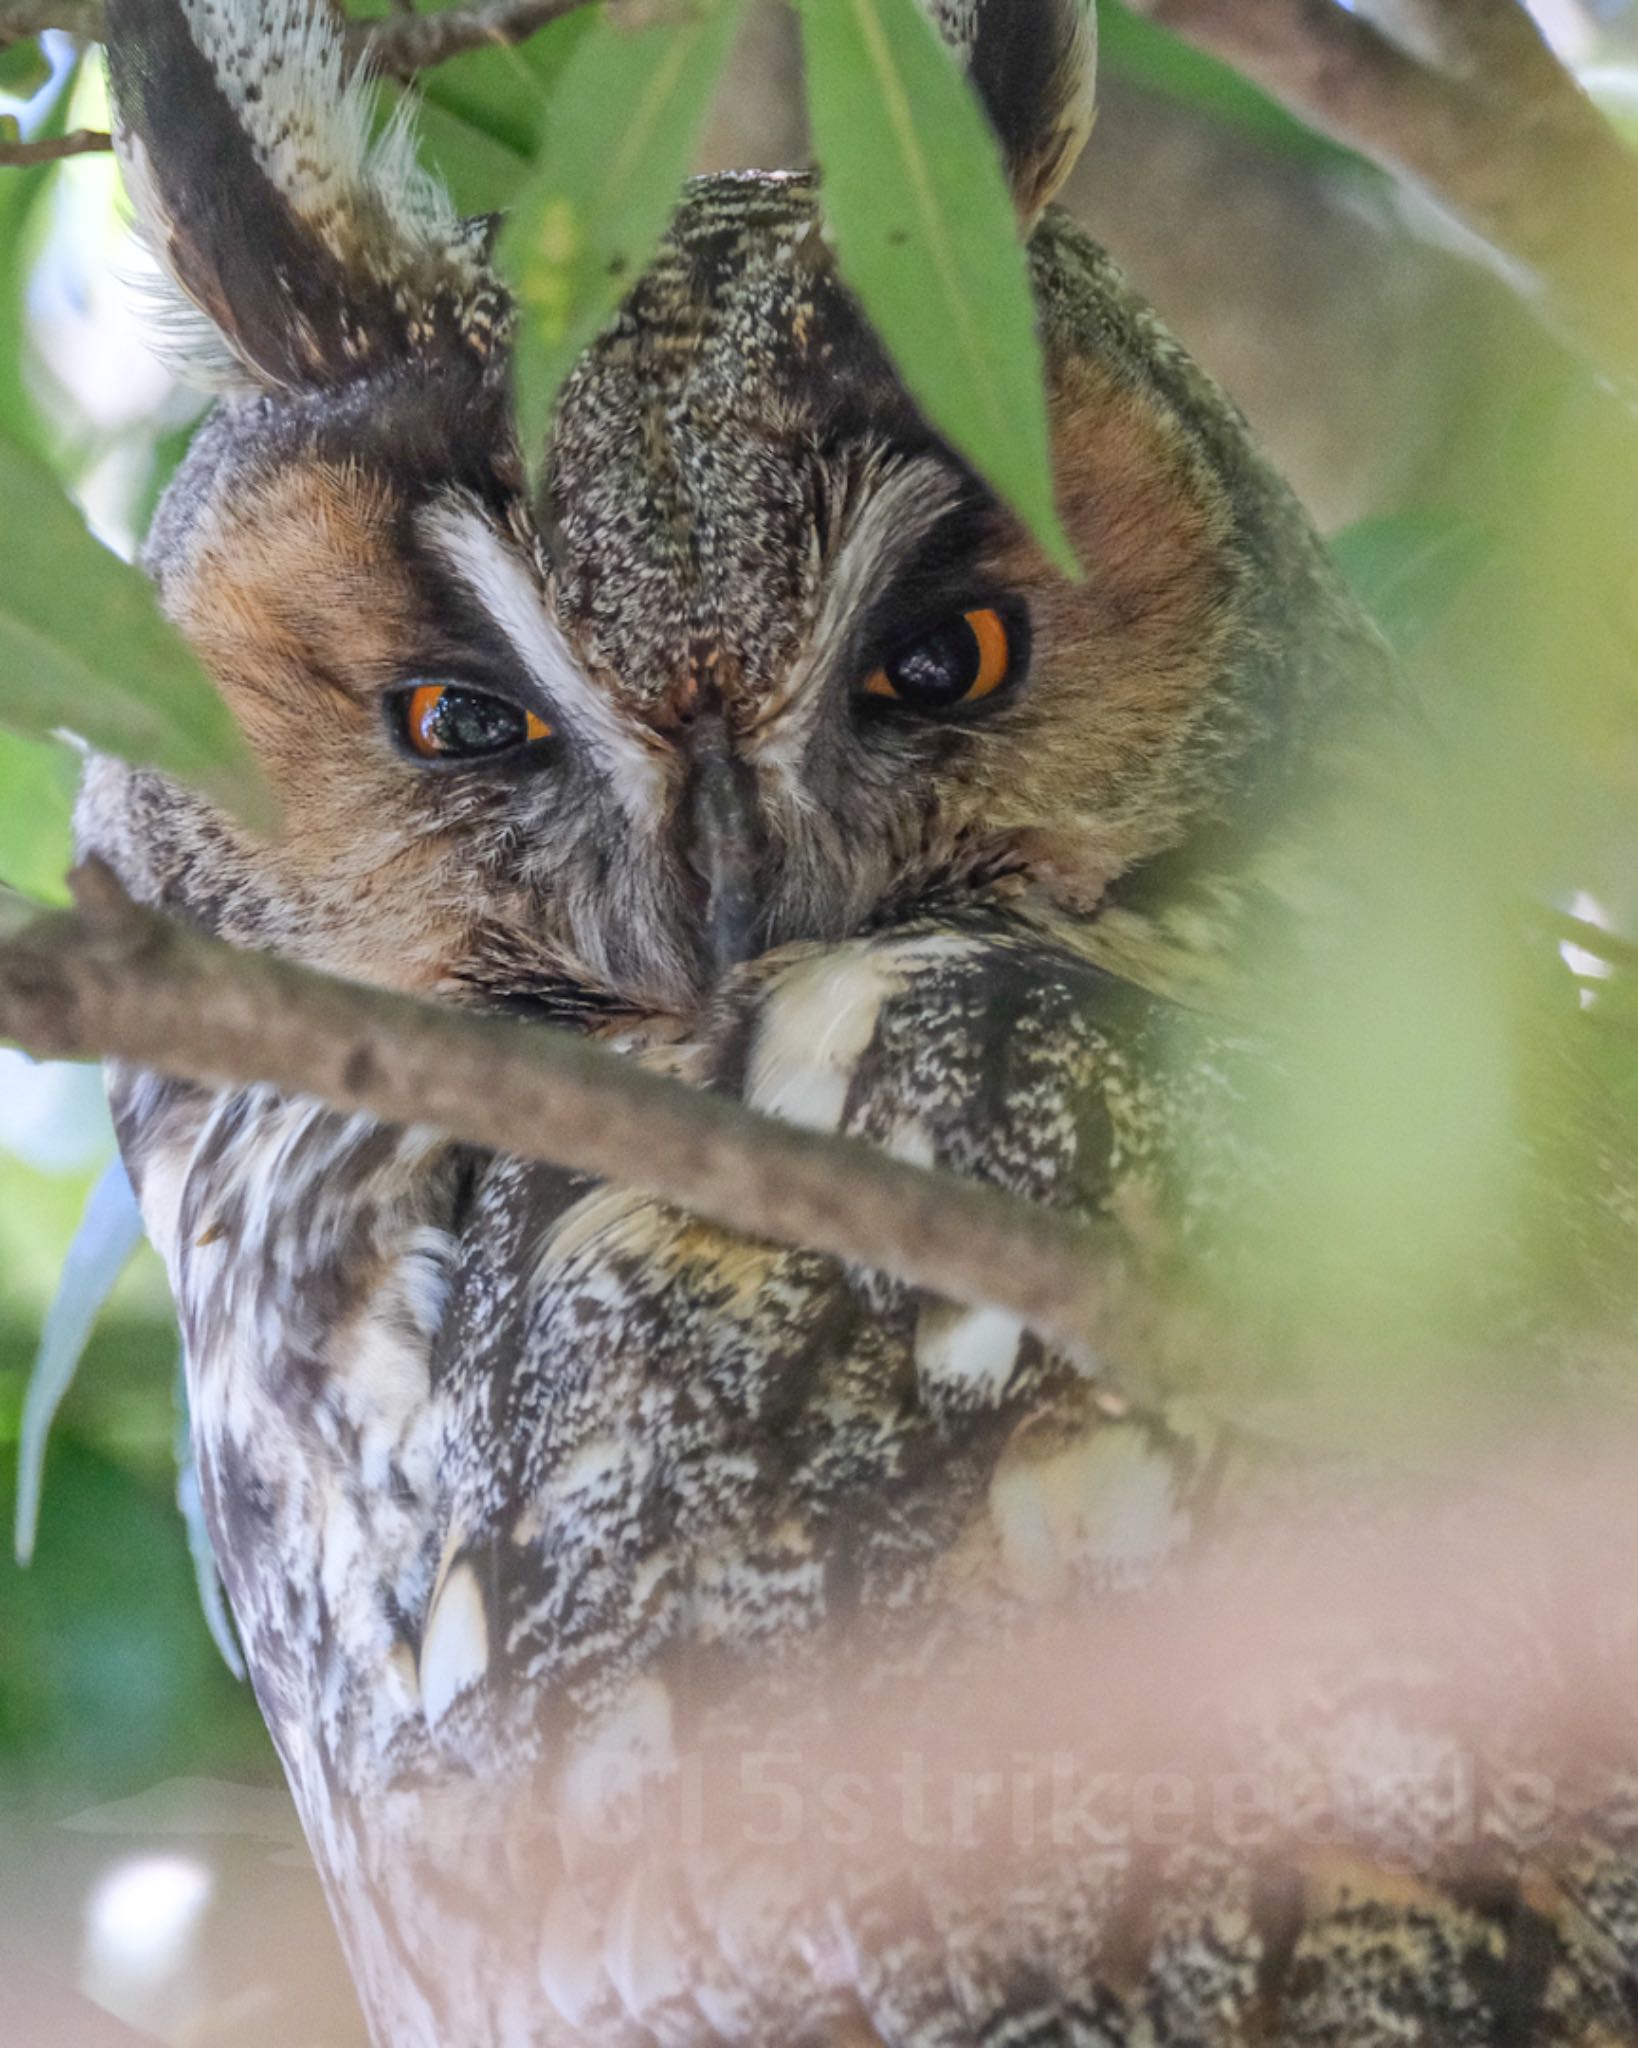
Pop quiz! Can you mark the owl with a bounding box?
[77,0,1638,2043]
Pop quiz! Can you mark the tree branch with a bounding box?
[0,0,600,67]
[0,0,99,45]
[1400,0,1576,98]
[349,0,595,81]
[0,866,1126,1358]
[0,125,108,163]
[1130,0,1638,401]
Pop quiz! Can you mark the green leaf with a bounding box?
[796,0,1077,576]
[1332,511,1491,658]
[14,1158,146,1568]
[419,6,595,161]
[0,59,83,461]
[413,95,536,216]
[1097,2,1355,165]
[0,37,51,99]
[388,10,597,218]
[498,0,749,460]
[0,433,272,824]
[0,729,75,903]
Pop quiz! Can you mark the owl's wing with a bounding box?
[122,911,1638,2046]
[339,913,1631,2048]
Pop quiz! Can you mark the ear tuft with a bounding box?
[107,0,506,390]
[928,0,1097,221]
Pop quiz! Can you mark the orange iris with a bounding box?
[864,606,1014,706]
[403,683,551,758]
[963,606,1012,699]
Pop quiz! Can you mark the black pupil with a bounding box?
[421,688,524,756]
[887,616,983,709]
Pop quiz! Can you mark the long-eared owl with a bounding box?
[77,0,1638,2042]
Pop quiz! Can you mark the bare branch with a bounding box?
[0,865,1127,1357]
[1397,0,1576,98]
[0,0,598,70]
[1132,0,1638,401]
[350,0,596,80]
[0,0,100,46]
[0,125,108,164]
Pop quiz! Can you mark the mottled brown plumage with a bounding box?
[79,1,1638,2043]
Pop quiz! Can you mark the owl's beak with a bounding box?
[684,710,762,978]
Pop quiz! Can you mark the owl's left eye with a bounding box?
[394,682,552,761]
[863,605,1024,715]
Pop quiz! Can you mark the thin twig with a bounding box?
[0,125,108,164]
[0,865,1125,1358]
[1401,0,1577,99]
[0,0,597,68]
[349,0,595,79]
[0,0,100,46]
[1131,0,1638,400]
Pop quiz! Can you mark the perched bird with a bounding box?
[79,0,1638,2041]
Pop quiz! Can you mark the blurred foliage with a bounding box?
[1330,511,1492,661]
[0,432,270,823]
[0,1133,270,1821]
[0,54,76,462]
[0,1346,271,1820]
[1165,348,1638,1442]
[0,41,52,97]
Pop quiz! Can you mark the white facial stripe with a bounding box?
[751,455,966,776]
[420,497,663,819]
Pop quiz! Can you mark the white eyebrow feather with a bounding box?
[420,498,664,819]
[750,455,966,777]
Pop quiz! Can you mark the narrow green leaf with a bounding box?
[797,0,1077,576]
[1098,1,1353,165]
[412,95,536,216]
[0,729,75,903]
[419,6,596,160]
[0,434,273,825]
[0,58,79,461]
[498,0,749,460]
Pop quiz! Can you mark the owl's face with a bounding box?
[85,0,1376,1022]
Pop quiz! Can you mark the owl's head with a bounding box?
[82,0,1386,1022]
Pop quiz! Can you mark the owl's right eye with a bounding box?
[861,604,1026,717]
[394,683,552,762]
